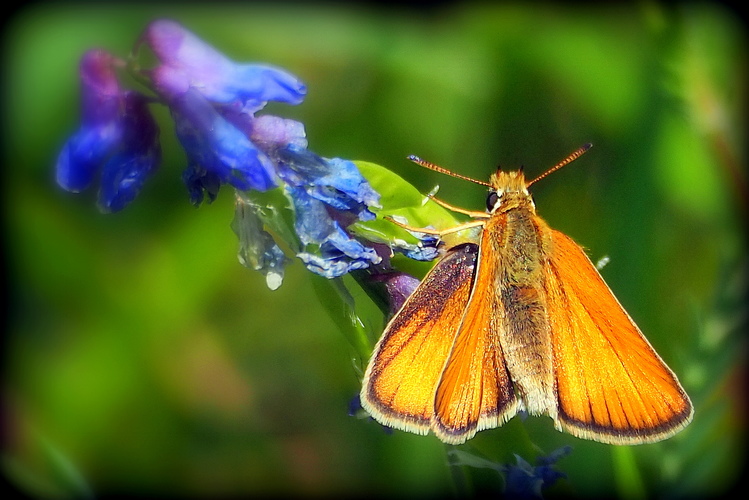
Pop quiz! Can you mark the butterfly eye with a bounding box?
[486,191,500,211]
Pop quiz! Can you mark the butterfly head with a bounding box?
[486,169,535,214]
[408,144,592,216]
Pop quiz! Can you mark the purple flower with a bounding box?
[368,272,421,314]
[141,19,308,205]
[142,19,306,108]
[170,88,277,204]
[97,92,161,212]
[55,50,160,212]
[56,20,382,284]
[143,20,381,280]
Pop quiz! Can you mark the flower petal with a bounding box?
[56,124,121,191]
[289,186,380,278]
[182,163,221,206]
[170,88,277,202]
[249,114,308,150]
[56,49,126,192]
[378,272,421,313]
[297,251,372,279]
[78,49,122,124]
[97,93,161,212]
[392,235,440,261]
[278,145,381,221]
[144,19,306,106]
[97,151,154,212]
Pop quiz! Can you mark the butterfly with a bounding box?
[360,144,693,445]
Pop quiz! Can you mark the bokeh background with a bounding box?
[4,3,745,498]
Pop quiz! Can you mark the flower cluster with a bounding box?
[55,50,161,213]
[56,20,383,284]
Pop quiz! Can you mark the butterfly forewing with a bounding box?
[544,229,693,444]
[361,243,478,434]
[433,217,518,444]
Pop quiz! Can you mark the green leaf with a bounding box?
[309,274,372,365]
[351,160,469,248]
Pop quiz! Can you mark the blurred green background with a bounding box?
[4,3,745,498]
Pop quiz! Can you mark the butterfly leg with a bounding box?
[426,195,490,219]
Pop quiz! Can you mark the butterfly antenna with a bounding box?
[407,155,492,187]
[526,143,593,187]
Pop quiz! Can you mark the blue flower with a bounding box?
[501,447,571,499]
[55,50,160,212]
[448,446,571,499]
[391,234,440,262]
[96,92,161,212]
[141,19,306,109]
[289,185,381,278]
[144,20,381,280]
[277,148,379,221]
[278,147,382,278]
[170,88,278,204]
[142,20,307,205]
[56,20,383,284]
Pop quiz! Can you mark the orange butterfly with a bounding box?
[360,145,692,445]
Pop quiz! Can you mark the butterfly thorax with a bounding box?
[488,170,536,215]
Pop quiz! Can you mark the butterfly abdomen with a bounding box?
[488,209,555,415]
